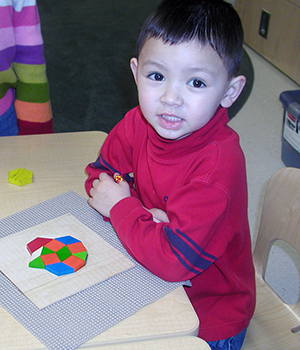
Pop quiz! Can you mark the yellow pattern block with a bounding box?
[8,168,33,186]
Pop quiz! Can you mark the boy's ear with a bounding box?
[221,75,246,108]
[130,57,138,84]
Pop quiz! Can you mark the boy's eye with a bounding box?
[148,73,165,81]
[188,79,205,88]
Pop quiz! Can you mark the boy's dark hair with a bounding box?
[136,0,244,78]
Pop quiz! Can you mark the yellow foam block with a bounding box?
[8,168,33,186]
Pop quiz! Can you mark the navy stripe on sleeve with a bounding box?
[164,226,217,274]
[90,154,118,174]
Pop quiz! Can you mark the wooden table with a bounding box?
[0,132,204,349]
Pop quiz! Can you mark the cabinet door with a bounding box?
[235,0,300,84]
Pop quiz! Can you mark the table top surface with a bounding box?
[0,132,202,349]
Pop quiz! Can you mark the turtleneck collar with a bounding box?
[145,107,229,161]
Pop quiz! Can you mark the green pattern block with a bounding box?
[41,246,55,255]
[29,256,45,269]
[56,246,72,262]
[74,251,88,261]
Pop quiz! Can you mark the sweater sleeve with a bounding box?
[109,179,231,283]
[85,114,135,196]
[13,1,53,134]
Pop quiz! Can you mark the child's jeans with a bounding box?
[207,327,247,350]
[0,103,18,136]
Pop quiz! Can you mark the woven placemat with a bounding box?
[0,191,183,350]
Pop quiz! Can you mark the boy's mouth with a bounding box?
[160,114,182,122]
[158,114,183,130]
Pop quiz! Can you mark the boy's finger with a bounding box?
[114,173,125,184]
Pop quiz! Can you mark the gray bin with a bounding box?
[280,90,300,168]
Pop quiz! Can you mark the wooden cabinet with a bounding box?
[235,0,300,84]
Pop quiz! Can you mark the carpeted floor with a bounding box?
[38,0,254,134]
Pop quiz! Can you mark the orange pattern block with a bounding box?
[68,242,87,254]
[41,253,60,265]
[44,239,65,252]
[63,255,86,272]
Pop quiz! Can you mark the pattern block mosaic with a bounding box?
[27,236,88,276]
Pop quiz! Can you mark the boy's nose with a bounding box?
[160,85,183,107]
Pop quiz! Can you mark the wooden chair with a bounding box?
[243,167,300,349]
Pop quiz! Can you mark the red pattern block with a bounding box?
[27,237,52,254]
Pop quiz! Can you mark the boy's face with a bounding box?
[130,38,245,140]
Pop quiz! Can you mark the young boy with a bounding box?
[85,0,256,348]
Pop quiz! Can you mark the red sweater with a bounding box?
[85,106,255,342]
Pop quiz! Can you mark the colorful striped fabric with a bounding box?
[0,0,53,135]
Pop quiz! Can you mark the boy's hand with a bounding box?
[147,208,170,223]
[88,173,131,217]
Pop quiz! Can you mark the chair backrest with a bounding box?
[253,167,300,321]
